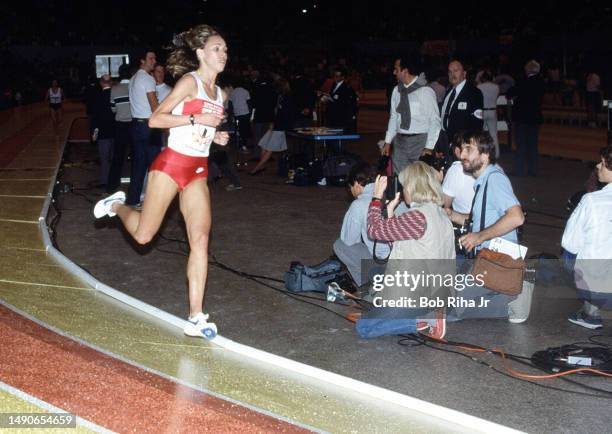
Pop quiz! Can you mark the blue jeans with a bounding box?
[355,307,423,338]
[127,121,161,205]
[561,249,576,274]
[563,250,612,313]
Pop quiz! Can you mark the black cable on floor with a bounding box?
[157,233,287,284]
[70,190,96,204]
[152,242,359,312]
[398,334,612,399]
[588,335,612,349]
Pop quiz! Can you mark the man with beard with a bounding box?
[448,131,528,322]
[452,131,524,251]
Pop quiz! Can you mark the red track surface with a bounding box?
[0,304,308,433]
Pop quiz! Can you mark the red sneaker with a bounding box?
[418,311,446,340]
[416,322,430,331]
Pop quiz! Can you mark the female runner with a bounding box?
[93,24,229,339]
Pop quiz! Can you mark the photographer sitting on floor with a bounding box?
[334,162,393,286]
[361,162,456,339]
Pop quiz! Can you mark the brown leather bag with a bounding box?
[471,248,525,295]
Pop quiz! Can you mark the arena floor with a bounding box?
[1,100,610,433]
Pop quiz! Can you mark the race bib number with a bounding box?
[186,101,224,152]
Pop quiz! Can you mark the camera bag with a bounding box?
[284,258,346,293]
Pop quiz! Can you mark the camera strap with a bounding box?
[372,239,391,264]
[467,183,482,232]
[472,169,518,235]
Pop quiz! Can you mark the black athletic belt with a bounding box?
[132,118,149,122]
[398,132,426,137]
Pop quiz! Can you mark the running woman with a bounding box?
[93,25,229,339]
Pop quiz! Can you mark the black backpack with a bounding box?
[323,154,359,186]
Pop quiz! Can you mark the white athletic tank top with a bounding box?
[48,88,62,104]
[167,72,224,157]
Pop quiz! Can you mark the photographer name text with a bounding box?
[372,296,491,308]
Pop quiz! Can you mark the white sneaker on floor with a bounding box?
[93,191,125,218]
[508,280,534,323]
[184,312,218,339]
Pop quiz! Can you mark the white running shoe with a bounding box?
[184,312,218,339]
[93,191,126,218]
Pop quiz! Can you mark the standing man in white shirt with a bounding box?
[154,64,172,103]
[228,77,252,153]
[562,145,612,329]
[442,137,475,216]
[382,56,441,174]
[477,71,500,158]
[127,49,158,206]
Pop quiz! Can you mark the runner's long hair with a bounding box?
[166,25,221,79]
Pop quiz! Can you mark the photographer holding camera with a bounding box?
[447,131,530,323]
[367,162,455,339]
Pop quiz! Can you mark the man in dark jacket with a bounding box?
[291,71,316,128]
[91,74,116,188]
[324,66,358,132]
[251,73,277,157]
[439,59,484,156]
[507,60,545,177]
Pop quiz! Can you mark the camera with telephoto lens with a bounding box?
[380,175,404,218]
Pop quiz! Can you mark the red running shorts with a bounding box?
[149,147,209,191]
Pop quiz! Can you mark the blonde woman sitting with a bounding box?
[362,161,455,339]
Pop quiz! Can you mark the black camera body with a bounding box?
[384,174,403,202]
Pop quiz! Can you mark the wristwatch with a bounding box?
[189,114,195,126]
